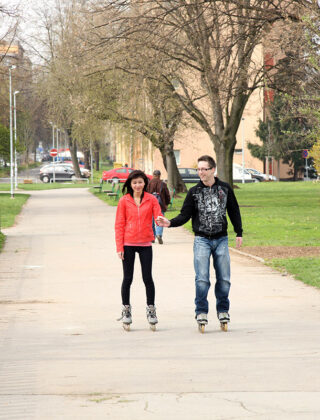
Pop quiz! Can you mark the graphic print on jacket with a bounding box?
[194,185,228,235]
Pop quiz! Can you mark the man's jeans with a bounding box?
[193,235,231,315]
[152,212,165,237]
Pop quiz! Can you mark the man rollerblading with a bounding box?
[218,312,230,332]
[157,155,243,332]
[196,313,208,333]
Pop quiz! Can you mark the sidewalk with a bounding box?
[0,188,319,419]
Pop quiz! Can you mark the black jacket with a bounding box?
[170,178,243,238]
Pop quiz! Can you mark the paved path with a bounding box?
[0,188,319,419]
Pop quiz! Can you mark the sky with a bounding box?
[1,0,58,63]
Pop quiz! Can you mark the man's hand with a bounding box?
[236,237,243,249]
[117,252,124,260]
[156,216,171,227]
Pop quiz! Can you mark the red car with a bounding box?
[101,167,152,183]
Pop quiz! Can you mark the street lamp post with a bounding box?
[9,65,16,199]
[241,117,245,184]
[90,139,94,184]
[14,90,20,189]
[56,128,60,160]
[49,122,56,182]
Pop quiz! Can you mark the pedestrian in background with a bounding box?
[115,170,163,331]
[146,170,171,244]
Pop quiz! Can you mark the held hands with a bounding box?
[236,237,243,249]
[117,252,124,260]
[156,216,170,227]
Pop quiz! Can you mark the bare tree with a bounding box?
[85,3,188,191]
[34,1,93,178]
[95,0,311,185]
[0,4,19,61]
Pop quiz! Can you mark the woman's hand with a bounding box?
[117,252,124,260]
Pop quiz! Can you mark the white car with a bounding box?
[232,164,256,183]
[246,168,277,181]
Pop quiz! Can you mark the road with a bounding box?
[0,188,319,419]
[0,167,40,183]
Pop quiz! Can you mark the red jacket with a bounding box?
[115,192,163,252]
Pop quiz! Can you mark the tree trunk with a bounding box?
[160,143,187,193]
[84,149,90,169]
[67,132,81,178]
[94,151,100,171]
[94,140,100,171]
[214,136,236,186]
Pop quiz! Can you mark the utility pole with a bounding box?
[14,90,20,189]
[241,118,245,184]
[9,65,16,199]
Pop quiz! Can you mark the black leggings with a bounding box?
[121,246,155,306]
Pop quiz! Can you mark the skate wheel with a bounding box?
[123,323,130,331]
[150,324,156,332]
[198,324,205,333]
[220,322,228,332]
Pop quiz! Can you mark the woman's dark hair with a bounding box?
[122,170,149,197]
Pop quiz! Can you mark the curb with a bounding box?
[229,247,265,263]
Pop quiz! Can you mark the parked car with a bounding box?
[233,165,256,183]
[178,166,254,183]
[101,167,152,183]
[59,163,90,178]
[303,165,318,179]
[39,164,76,183]
[40,162,90,178]
[244,168,264,182]
[246,168,277,181]
[178,168,200,183]
[41,153,51,162]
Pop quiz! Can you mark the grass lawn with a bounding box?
[0,182,90,191]
[0,193,29,228]
[0,193,30,250]
[230,181,320,247]
[0,232,4,250]
[269,257,320,289]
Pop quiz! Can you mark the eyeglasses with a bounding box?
[197,167,213,172]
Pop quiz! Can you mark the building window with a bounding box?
[235,149,242,155]
[174,150,180,165]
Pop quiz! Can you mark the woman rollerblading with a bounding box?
[117,305,132,331]
[146,305,158,331]
[115,170,162,332]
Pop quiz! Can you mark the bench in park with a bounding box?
[93,179,113,193]
[104,182,121,200]
[93,180,121,200]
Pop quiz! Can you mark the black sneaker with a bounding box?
[156,235,163,244]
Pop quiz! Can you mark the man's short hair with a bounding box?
[198,155,216,169]
[153,170,161,176]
